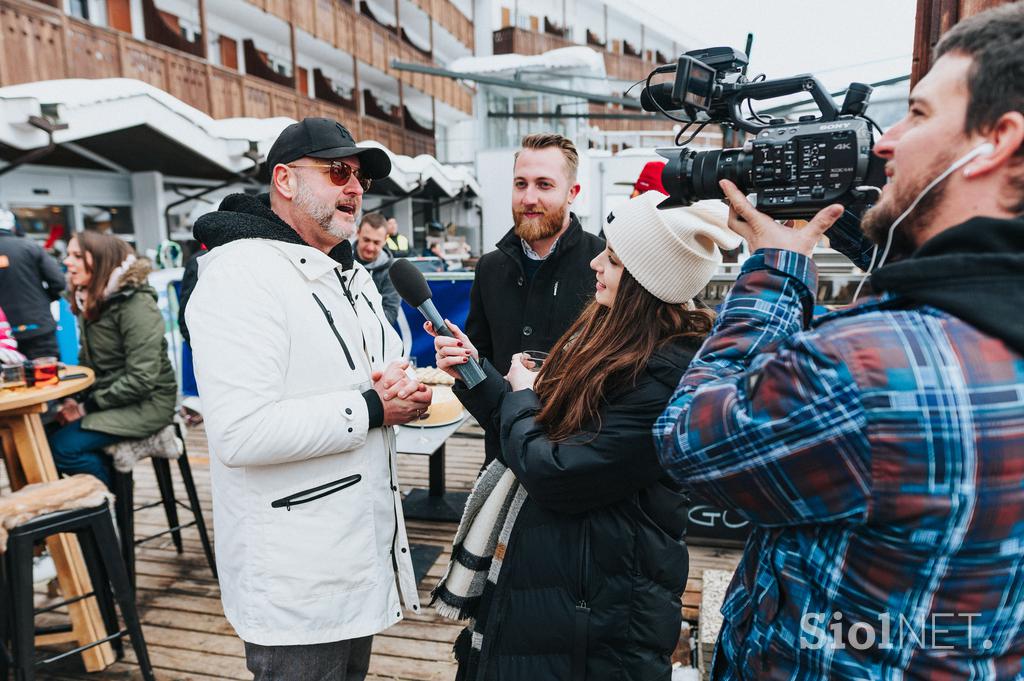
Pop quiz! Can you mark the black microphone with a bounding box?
[389,259,486,388]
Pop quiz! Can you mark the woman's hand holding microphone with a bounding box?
[426,320,537,392]
[425,319,478,382]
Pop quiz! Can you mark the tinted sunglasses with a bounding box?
[287,160,372,191]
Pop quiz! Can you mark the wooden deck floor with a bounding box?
[9,422,741,680]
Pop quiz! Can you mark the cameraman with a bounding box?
[655,5,1024,679]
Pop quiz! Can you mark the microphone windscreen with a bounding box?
[389,258,433,307]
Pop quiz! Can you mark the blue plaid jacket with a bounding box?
[655,246,1024,679]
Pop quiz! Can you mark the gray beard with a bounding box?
[294,179,352,241]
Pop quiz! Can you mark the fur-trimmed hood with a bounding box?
[110,257,153,295]
[71,255,155,313]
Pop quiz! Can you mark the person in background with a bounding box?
[48,231,177,489]
[655,5,1024,677]
[465,133,604,463]
[630,160,667,198]
[0,208,66,359]
[0,304,26,365]
[385,216,411,256]
[354,212,401,325]
[429,192,740,680]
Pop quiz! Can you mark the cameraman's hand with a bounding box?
[719,180,844,257]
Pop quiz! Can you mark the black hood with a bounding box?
[646,339,701,389]
[193,192,353,268]
[870,216,1024,354]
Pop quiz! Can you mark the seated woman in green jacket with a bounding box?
[49,230,177,489]
[428,192,741,681]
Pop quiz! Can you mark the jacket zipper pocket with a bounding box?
[270,474,361,511]
[572,517,591,681]
[311,292,356,370]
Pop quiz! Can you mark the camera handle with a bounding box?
[726,75,839,134]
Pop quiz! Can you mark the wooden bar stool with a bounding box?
[0,476,155,681]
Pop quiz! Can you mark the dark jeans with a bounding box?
[47,421,123,489]
[244,636,373,681]
[16,332,59,361]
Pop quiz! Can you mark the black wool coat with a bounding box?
[452,341,696,681]
[464,214,604,463]
[465,214,604,376]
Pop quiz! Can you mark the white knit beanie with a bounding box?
[603,191,742,304]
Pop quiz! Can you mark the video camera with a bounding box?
[641,47,885,219]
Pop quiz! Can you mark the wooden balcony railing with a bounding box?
[141,0,203,57]
[492,26,572,55]
[586,101,677,132]
[0,0,434,158]
[113,0,471,114]
[491,27,658,84]
[406,0,473,51]
[312,68,357,110]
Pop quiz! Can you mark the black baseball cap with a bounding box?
[264,117,392,181]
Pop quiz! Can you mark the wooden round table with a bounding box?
[0,366,116,670]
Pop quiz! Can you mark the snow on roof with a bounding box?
[0,78,478,196]
[448,46,607,78]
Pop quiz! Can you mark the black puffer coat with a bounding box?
[452,341,696,681]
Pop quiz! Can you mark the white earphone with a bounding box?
[850,141,995,303]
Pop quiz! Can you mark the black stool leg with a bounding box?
[1,554,12,679]
[89,514,156,681]
[77,526,124,659]
[177,456,217,579]
[152,458,183,554]
[8,534,36,681]
[112,471,137,594]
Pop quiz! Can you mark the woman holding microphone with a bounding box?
[428,192,740,681]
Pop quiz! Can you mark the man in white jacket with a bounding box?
[186,118,432,680]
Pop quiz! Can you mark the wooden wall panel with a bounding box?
[313,0,335,44]
[911,0,1013,85]
[292,0,315,36]
[209,67,244,118]
[121,40,167,89]
[0,2,66,86]
[271,87,299,118]
[264,0,290,22]
[243,81,274,118]
[63,20,118,80]
[335,4,353,52]
[167,53,209,111]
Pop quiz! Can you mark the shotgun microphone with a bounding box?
[389,259,486,388]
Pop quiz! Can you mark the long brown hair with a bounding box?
[534,268,714,441]
[68,230,136,321]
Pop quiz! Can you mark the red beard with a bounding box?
[513,204,566,242]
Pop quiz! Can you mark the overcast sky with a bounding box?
[620,0,918,93]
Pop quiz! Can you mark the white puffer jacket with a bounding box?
[186,238,419,646]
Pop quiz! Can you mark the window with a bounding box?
[82,206,134,243]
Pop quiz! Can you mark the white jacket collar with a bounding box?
[263,240,350,281]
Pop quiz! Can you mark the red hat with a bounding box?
[634,161,667,195]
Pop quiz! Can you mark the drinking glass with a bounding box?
[1,363,26,391]
[521,350,549,372]
[33,356,59,386]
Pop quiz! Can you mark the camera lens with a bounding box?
[660,147,751,207]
